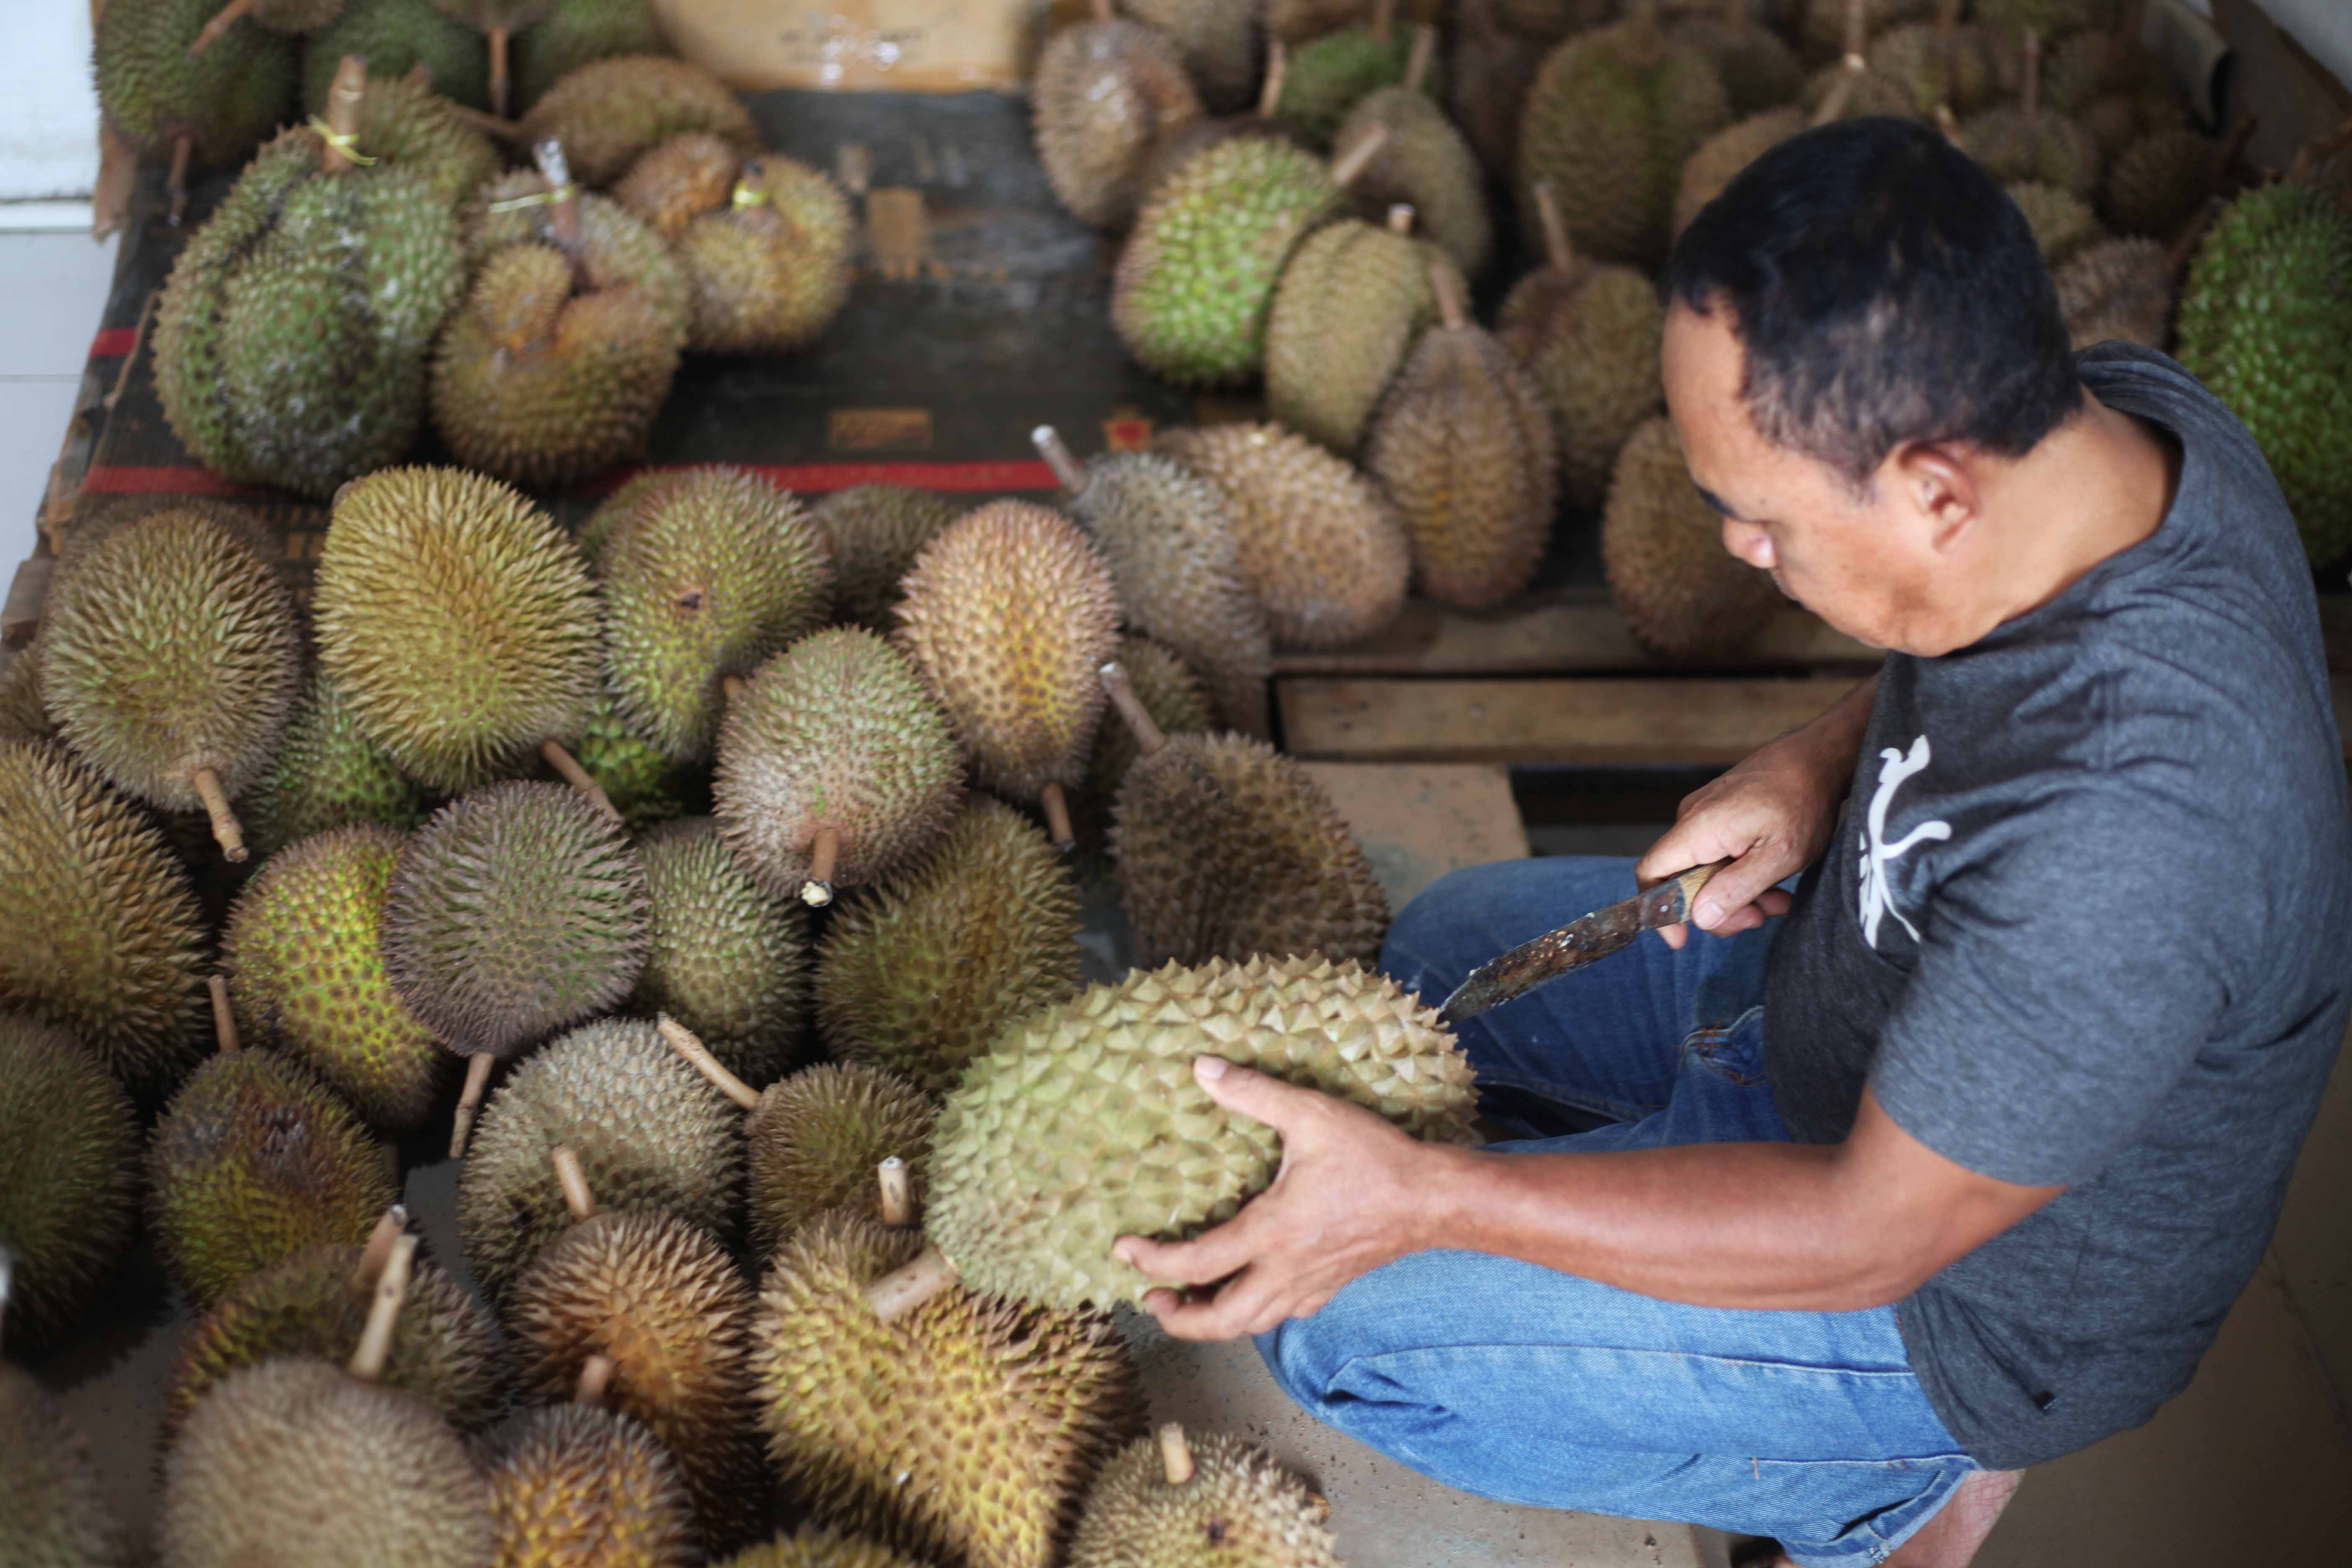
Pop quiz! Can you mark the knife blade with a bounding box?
[1435,861,1729,1027]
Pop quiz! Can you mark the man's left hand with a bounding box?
[1114,1056,1443,1341]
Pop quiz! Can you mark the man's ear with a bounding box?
[1888,441,1979,553]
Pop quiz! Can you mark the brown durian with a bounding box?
[810,486,965,632]
[516,54,758,186]
[1034,5,1204,229]
[675,155,856,355]
[1602,415,1780,659]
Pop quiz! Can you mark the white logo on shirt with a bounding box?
[1858,735,1952,950]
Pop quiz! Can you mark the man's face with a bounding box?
[1661,299,1949,654]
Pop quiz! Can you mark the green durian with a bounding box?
[0,1017,139,1349]
[95,0,297,175]
[2006,178,2106,267]
[346,67,502,207]
[1865,20,1999,117]
[716,1524,935,1568]
[817,796,1082,1096]
[1671,2,1802,118]
[676,155,857,355]
[1069,1427,1340,1568]
[1034,14,1204,229]
[237,671,433,864]
[926,956,1477,1311]
[1963,105,2101,200]
[631,817,812,1089]
[469,167,694,344]
[484,1400,697,1568]
[737,1062,935,1258]
[0,1356,124,1568]
[221,825,444,1131]
[572,684,709,831]
[517,54,758,186]
[1602,415,1781,658]
[303,0,492,112]
[513,0,669,110]
[1277,18,1427,148]
[577,470,685,569]
[2101,126,2216,240]
[810,486,963,632]
[1263,214,1448,454]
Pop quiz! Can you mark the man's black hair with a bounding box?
[1661,116,2083,487]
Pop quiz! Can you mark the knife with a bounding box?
[1435,861,1730,1027]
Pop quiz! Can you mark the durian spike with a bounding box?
[1259,39,1288,119]
[532,140,585,258]
[1387,203,1415,234]
[2021,29,2041,119]
[877,1158,913,1228]
[656,1014,761,1112]
[320,57,369,178]
[1329,123,1393,191]
[539,739,624,825]
[1158,1423,1195,1485]
[1815,57,1865,128]
[489,26,514,119]
[1534,181,1573,273]
[168,134,193,226]
[1404,24,1436,95]
[208,974,240,1055]
[574,1354,615,1408]
[347,1233,417,1383]
[190,766,248,862]
[1370,0,1395,46]
[350,1206,411,1295]
[187,0,256,59]
[1039,782,1077,853]
[800,828,842,909]
[1100,661,1170,757]
[865,1243,961,1323]
[1032,424,1088,494]
[551,1143,598,1222]
[450,1052,495,1159]
[1428,258,1467,333]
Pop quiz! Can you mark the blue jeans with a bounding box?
[1256,857,1978,1566]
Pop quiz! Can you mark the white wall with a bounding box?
[2262,0,2352,101]
[0,3,98,203]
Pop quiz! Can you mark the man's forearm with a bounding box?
[1800,671,1880,787]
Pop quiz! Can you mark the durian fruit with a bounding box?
[505,1147,768,1553]
[815,796,1083,1096]
[601,467,832,762]
[2175,178,2352,568]
[716,1524,935,1568]
[1960,31,2100,201]
[713,628,966,910]
[385,782,651,1157]
[159,1235,498,1568]
[0,1265,125,1568]
[518,54,759,186]
[148,1037,397,1312]
[1132,44,1308,211]
[1264,206,1448,454]
[1034,3,1204,230]
[2055,233,2173,351]
[1101,671,1390,972]
[1037,433,1273,738]
[674,154,857,356]
[346,65,503,207]
[304,0,493,113]
[614,133,743,241]
[701,1050,937,1257]
[0,1018,139,1349]
[811,487,964,632]
[1602,415,1782,659]
[1494,186,1660,519]
[458,1017,741,1307]
[1070,1425,1340,1568]
[221,825,443,1130]
[150,68,468,497]
[162,1212,508,1442]
[1083,637,1212,807]
[1113,127,1381,386]
[574,684,710,832]
[631,817,811,1089]
[2007,178,2105,268]
[1671,0,1802,119]
[753,1205,1144,1568]
[1120,0,1258,113]
[0,738,209,1103]
[902,954,1477,1312]
[1676,103,1801,234]
[2077,83,2186,165]
[1797,0,1932,64]
[1865,0,1998,119]
[189,0,347,55]
[432,146,683,492]
[0,650,52,743]
[94,0,298,222]
[1367,261,1558,612]
[426,0,553,116]
[2102,124,2220,241]
[893,501,1122,848]
[314,466,603,796]
[513,0,670,111]
[1516,3,1732,270]
[1155,422,1409,650]
[470,161,695,343]
[37,507,299,864]
[578,471,684,569]
[482,1354,697,1568]
[1334,28,1492,279]
[239,671,433,863]
[1445,0,1551,181]
[1277,0,1426,149]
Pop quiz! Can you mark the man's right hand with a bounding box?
[1635,674,1879,947]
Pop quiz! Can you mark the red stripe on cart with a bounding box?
[88,328,140,358]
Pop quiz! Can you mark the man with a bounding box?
[1113,117,2351,1567]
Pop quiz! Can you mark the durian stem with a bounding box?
[191,766,248,863]
[1101,662,1169,756]
[450,1052,495,1158]
[721,674,748,705]
[552,1143,598,1222]
[539,739,623,825]
[406,61,436,90]
[1725,0,1748,30]
[489,26,513,119]
[531,140,585,257]
[187,0,256,58]
[867,1244,959,1322]
[800,828,842,908]
[1328,123,1392,191]
[167,134,193,227]
[877,1158,913,1227]
[1934,0,1962,38]
[1089,0,1114,19]
[445,103,529,141]
[1403,24,1436,95]
[350,1206,410,1295]
[1039,781,1077,853]
[1428,259,1466,332]
[574,1354,614,1408]
[2021,29,2041,119]
[347,1233,416,1383]
[2216,113,2261,185]
[207,974,240,1055]
[1932,101,1963,146]
[1158,1423,1196,1485]
[1259,39,1287,118]
[1032,425,1087,494]
[657,1015,761,1111]
[1533,181,1573,272]
[1815,58,1866,128]
[1841,0,1866,63]
[321,56,368,176]
[1370,0,1395,45]
[1386,203,1415,234]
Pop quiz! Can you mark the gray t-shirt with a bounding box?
[1764,343,2351,1472]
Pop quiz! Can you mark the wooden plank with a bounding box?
[2,558,54,646]
[1280,676,1862,766]
[1270,591,1877,677]
[1297,762,1531,915]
